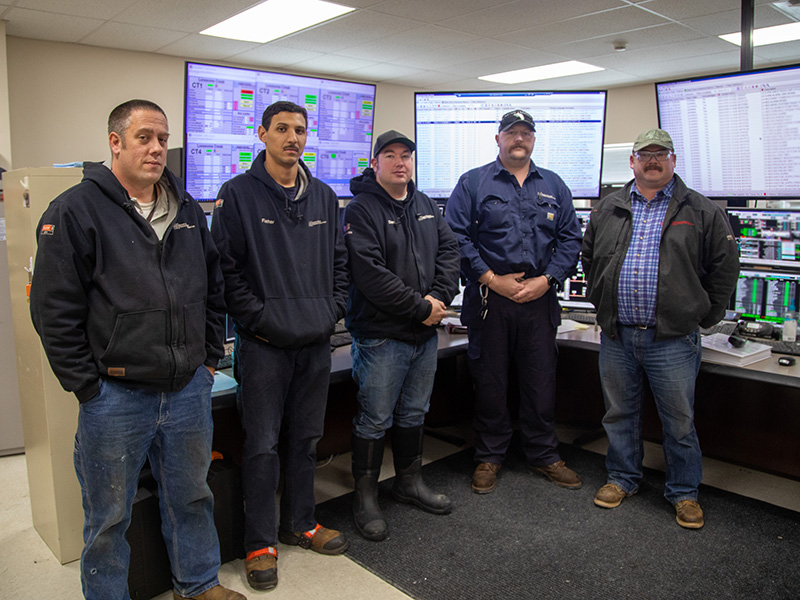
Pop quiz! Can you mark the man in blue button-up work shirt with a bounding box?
[446,110,583,495]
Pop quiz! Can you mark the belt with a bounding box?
[621,323,654,330]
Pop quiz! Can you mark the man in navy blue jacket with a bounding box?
[343,130,460,541]
[30,100,243,600]
[446,110,583,495]
[211,101,349,591]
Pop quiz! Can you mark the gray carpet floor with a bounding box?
[315,444,800,600]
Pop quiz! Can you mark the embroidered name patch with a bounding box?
[173,223,196,230]
[308,220,327,227]
[417,214,434,221]
[261,218,275,225]
[538,192,556,201]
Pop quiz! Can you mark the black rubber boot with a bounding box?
[351,434,388,541]
[390,425,452,515]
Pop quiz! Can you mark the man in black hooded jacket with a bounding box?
[30,99,242,600]
[343,130,460,541]
[211,101,349,591]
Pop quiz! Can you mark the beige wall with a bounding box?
[8,36,657,170]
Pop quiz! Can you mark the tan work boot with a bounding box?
[594,483,631,508]
[173,584,247,599]
[674,500,704,529]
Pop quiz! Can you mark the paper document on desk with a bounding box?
[558,320,590,334]
[701,333,772,366]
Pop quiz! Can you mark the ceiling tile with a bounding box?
[112,0,257,32]
[289,54,379,75]
[443,50,563,78]
[335,25,479,61]
[438,0,628,37]
[368,0,512,23]
[637,0,751,21]
[382,69,462,87]
[270,10,422,52]
[551,23,707,60]
[389,38,527,70]
[4,7,104,42]
[80,21,186,52]
[681,5,791,36]
[496,5,671,49]
[225,45,327,69]
[155,34,261,60]
[341,63,428,81]
[14,0,137,20]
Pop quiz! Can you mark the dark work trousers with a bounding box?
[235,336,330,553]
[466,288,561,467]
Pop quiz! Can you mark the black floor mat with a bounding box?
[315,444,800,600]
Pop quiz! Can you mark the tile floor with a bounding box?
[1,423,798,599]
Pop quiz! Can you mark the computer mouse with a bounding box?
[778,357,796,367]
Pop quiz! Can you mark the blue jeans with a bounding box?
[73,365,220,600]
[599,327,703,504]
[350,335,438,439]
[235,337,329,553]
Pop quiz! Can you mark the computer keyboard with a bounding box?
[217,353,233,369]
[562,311,597,325]
[330,331,352,348]
[699,321,738,336]
[741,337,800,356]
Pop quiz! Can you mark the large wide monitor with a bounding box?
[184,62,376,201]
[727,208,800,270]
[656,63,800,200]
[415,91,607,200]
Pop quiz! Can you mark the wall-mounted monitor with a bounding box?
[184,62,376,201]
[727,208,800,271]
[415,91,607,200]
[656,63,800,200]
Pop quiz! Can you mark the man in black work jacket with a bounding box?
[30,99,243,600]
[211,101,349,591]
[343,130,461,541]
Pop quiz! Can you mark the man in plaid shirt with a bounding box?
[582,128,739,529]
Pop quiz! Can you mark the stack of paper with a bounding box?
[701,333,772,366]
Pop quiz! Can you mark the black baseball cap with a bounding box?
[372,130,416,157]
[499,110,536,132]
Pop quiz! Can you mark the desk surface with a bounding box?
[214,323,800,402]
[557,323,800,390]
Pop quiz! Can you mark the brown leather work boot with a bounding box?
[278,524,349,555]
[173,584,247,599]
[245,546,277,591]
[534,460,582,489]
[594,483,631,508]
[472,462,501,494]
[674,500,704,529]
